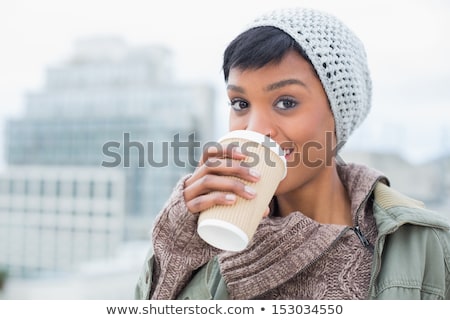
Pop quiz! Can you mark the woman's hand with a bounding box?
[184,144,263,214]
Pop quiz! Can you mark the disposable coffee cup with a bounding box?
[197,130,287,251]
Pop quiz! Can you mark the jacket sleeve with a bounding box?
[135,247,155,299]
[139,174,220,300]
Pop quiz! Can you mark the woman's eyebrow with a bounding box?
[227,79,308,94]
[226,84,245,93]
[265,79,308,91]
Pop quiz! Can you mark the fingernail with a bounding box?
[244,185,256,196]
[225,194,236,202]
[249,168,261,178]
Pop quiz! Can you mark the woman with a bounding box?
[136,7,450,299]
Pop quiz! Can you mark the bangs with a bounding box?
[223,26,311,81]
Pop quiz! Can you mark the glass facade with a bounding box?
[5,38,215,239]
[0,166,125,277]
[0,37,215,277]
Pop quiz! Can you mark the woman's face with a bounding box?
[227,50,337,195]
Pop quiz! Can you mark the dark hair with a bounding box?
[222,26,313,82]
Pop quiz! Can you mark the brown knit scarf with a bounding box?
[150,163,386,299]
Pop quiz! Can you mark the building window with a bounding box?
[106,181,112,199]
[24,180,29,195]
[89,181,95,198]
[72,181,77,198]
[9,179,14,194]
[55,180,61,197]
[0,179,7,195]
[40,180,45,196]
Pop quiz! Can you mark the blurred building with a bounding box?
[341,150,450,214]
[0,36,215,278]
[0,241,149,299]
[0,166,125,277]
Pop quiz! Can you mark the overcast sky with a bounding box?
[1,0,449,163]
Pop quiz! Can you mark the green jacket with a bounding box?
[135,183,450,300]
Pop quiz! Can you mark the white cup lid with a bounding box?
[218,130,287,179]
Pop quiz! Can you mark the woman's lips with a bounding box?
[283,147,294,159]
[280,141,296,160]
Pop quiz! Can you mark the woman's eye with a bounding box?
[275,98,298,110]
[229,99,249,111]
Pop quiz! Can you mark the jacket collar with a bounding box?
[373,182,450,235]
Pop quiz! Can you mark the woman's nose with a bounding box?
[245,110,277,138]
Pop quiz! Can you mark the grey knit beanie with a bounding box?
[246,8,372,148]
